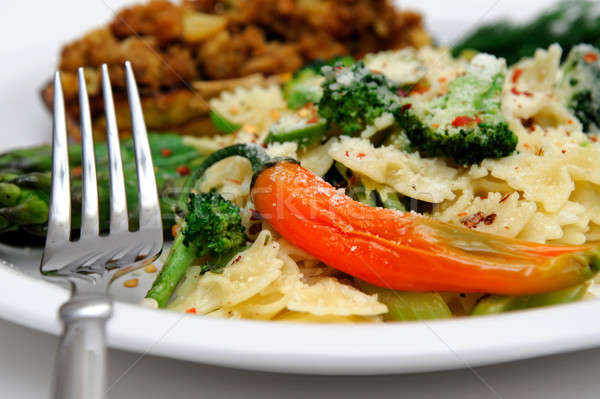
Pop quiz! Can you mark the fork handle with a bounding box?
[52,295,113,399]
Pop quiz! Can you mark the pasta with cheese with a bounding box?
[164,44,600,322]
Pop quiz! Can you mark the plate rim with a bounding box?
[2,262,600,375]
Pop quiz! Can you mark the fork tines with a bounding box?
[41,62,163,275]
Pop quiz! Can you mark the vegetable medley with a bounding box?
[2,43,600,323]
[146,44,600,321]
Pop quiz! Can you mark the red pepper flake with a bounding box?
[461,212,485,229]
[397,88,408,97]
[504,226,510,230]
[452,116,481,127]
[161,148,173,157]
[520,117,535,131]
[186,307,197,314]
[176,165,190,176]
[457,212,467,217]
[171,224,180,238]
[400,103,412,112]
[591,136,598,143]
[584,52,598,63]
[567,119,573,124]
[511,68,524,83]
[72,166,83,178]
[356,152,366,158]
[511,87,533,97]
[410,81,430,95]
[438,77,447,83]
[562,149,567,154]
[307,116,319,124]
[227,178,242,184]
[499,193,512,203]
[232,255,242,264]
[483,213,497,225]
[335,65,344,70]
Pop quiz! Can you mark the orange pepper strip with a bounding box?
[252,162,599,295]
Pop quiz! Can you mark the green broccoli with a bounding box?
[182,192,246,270]
[146,192,247,307]
[559,44,600,133]
[283,56,354,109]
[318,61,399,135]
[394,54,518,165]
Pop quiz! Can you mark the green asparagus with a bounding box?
[453,0,600,65]
[356,279,452,321]
[146,192,247,307]
[471,284,588,315]
[0,134,205,239]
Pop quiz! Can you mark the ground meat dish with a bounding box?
[42,0,430,138]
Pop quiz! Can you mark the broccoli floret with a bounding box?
[318,61,399,135]
[559,44,600,133]
[283,56,354,109]
[182,192,246,273]
[394,54,518,165]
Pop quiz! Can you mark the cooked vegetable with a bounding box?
[170,143,599,300]
[283,56,354,109]
[453,0,600,65]
[394,54,518,165]
[356,279,452,321]
[0,134,203,237]
[472,283,588,315]
[559,44,600,133]
[182,192,246,267]
[0,144,81,173]
[209,110,241,134]
[0,183,21,206]
[146,192,247,307]
[335,162,406,211]
[283,68,325,110]
[264,114,327,149]
[318,61,399,135]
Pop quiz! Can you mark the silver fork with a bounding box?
[42,61,164,399]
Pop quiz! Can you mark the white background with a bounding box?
[3,0,600,397]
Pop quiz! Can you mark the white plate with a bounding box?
[1,0,599,376]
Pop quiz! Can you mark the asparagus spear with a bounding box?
[453,0,600,65]
[356,279,452,321]
[0,134,204,239]
[471,284,589,315]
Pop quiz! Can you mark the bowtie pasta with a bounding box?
[162,44,600,322]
